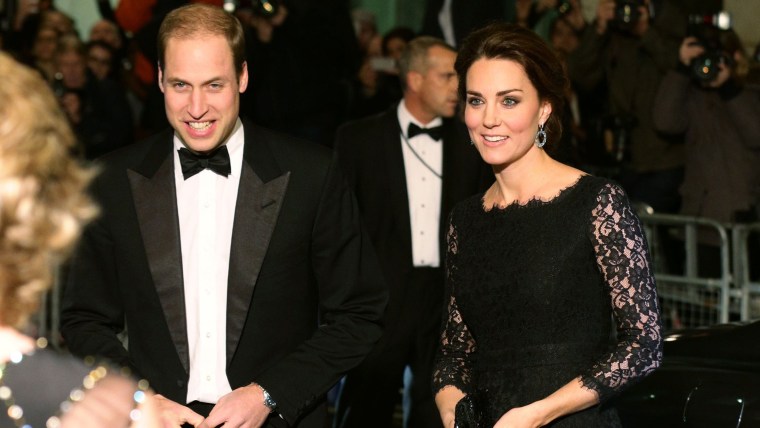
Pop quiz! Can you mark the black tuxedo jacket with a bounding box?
[421,0,510,47]
[334,107,491,325]
[61,120,387,427]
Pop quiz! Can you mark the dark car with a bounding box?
[614,320,760,427]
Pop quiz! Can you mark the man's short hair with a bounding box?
[397,36,455,90]
[157,4,246,78]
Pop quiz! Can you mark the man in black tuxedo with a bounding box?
[332,37,491,428]
[60,4,386,428]
[421,0,512,47]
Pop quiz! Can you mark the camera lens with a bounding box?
[613,0,641,31]
[253,0,279,18]
[557,0,572,15]
[690,52,723,83]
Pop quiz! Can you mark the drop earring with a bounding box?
[534,123,547,148]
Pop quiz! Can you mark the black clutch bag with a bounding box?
[454,392,487,428]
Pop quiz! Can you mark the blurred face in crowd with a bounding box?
[551,18,579,56]
[87,44,113,80]
[33,27,58,62]
[411,45,458,122]
[57,50,87,89]
[89,20,122,50]
[159,34,248,154]
[464,58,551,168]
[385,36,407,61]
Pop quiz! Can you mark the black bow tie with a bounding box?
[407,123,443,141]
[178,146,231,180]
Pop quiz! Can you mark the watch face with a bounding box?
[263,390,277,410]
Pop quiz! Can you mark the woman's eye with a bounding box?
[503,98,517,107]
[467,97,484,106]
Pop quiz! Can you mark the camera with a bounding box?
[612,0,644,31]
[252,0,279,18]
[225,0,279,18]
[557,0,572,15]
[687,12,733,83]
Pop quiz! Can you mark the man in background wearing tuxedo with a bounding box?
[333,36,491,428]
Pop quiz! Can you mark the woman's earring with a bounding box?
[469,140,475,146]
[535,123,547,148]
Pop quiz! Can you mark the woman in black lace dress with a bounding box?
[432,24,662,428]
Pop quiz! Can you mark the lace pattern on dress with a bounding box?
[432,221,477,394]
[580,182,663,401]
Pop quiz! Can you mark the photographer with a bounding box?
[568,0,686,213]
[653,25,760,251]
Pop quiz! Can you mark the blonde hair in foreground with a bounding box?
[0,52,97,328]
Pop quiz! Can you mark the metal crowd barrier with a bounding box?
[638,212,760,330]
[28,213,760,345]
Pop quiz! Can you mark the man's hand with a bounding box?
[679,36,705,66]
[154,394,204,428]
[199,384,271,428]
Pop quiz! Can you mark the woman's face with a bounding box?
[464,58,551,169]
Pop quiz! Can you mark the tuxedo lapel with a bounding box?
[127,134,189,373]
[226,122,290,365]
[382,110,413,245]
[440,121,462,219]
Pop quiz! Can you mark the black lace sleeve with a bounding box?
[432,218,477,394]
[581,182,663,402]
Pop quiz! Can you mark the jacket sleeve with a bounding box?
[253,156,388,423]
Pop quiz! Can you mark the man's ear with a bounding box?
[158,65,165,93]
[239,61,249,93]
[407,70,423,93]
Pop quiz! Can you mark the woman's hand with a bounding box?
[493,403,546,428]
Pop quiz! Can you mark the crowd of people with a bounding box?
[0,0,758,427]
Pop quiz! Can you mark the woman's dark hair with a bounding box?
[455,23,570,144]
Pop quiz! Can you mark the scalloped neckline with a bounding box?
[481,174,589,213]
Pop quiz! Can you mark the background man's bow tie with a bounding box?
[407,123,443,141]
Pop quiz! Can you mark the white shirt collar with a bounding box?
[173,118,245,179]
[397,101,443,139]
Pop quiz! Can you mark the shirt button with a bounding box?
[206,376,211,381]
[206,332,211,338]
[422,177,426,182]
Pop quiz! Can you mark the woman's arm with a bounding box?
[495,181,663,428]
[432,219,477,427]
[494,377,598,428]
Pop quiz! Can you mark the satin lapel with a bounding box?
[127,150,189,373]
[383,111,413,245]
[226,124,290,366]
[440,121,462,220]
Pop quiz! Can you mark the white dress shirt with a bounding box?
[398,101,443,268]
[174,118,244,404]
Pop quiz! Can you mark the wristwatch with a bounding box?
[255,383,277,413]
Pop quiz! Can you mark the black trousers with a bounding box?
[333,267,445,428]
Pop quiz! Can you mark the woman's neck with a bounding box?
[490,151,558,206]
